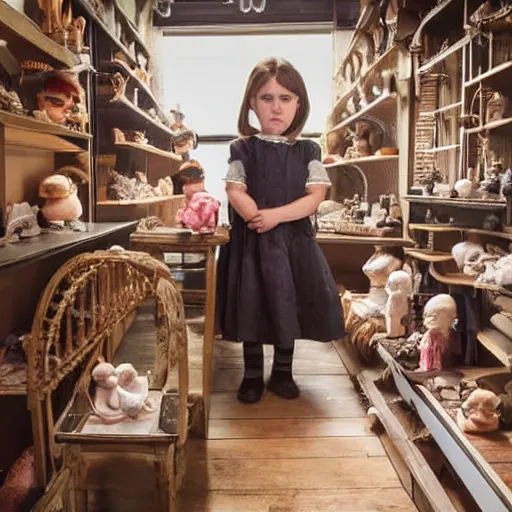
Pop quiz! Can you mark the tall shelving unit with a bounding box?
[332,1,512,510]
[320,1,416,291]
[70,0,185,224]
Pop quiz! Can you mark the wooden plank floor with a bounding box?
[116,306,416,511]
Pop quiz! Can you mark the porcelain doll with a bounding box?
[115,363,155,419]
[384,269,413,338]
[352,248,403,318]
[417,294,457,372]
[88,362,154,424]
[175,160,220,234]
[34,72,87,132]
[88,362,127,423]
[39,174,83,224]
[345,247,404,360]
[457,388,501,433]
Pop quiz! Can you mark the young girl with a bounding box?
[216,57,345,403]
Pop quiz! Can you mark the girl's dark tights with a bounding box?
[268,342,299,399]
[238,341,299,402]
[237,342,265,403]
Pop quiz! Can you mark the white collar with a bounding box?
[254,133,296,145]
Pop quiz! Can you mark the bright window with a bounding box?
[159,32,333,217]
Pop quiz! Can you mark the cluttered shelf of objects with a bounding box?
[338,249,512,510]
[0,1,78,67]
[0,222,136,270]
[329,0,512,509]
[73,0,140,69]
[316,232,413,246]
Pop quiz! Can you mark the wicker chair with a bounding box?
[26,249,189,512]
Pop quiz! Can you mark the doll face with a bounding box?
[38,92,77,124]
[183,180,205,199]
[250,77,299,136]
[424,309,454,331]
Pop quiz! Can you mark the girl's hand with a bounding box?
[248,209,280,233]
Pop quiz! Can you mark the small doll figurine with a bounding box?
[457,388,501,434]
[384,270,413,338]
[417,294,457,372]
[39,174,83,224]
[175,160,220,234]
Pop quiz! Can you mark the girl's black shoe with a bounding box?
[267,373,300,399]
[237,377,265,403]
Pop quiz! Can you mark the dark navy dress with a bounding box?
[216,135,345,349]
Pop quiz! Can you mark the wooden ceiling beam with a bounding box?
[153,0,359,28]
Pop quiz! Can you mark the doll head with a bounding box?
[385,270,413,297]
[115,363,138,387]
[238,57,310,139]
[36,71,82,125]
[423,294,457,333]
[176,160,205,198]
[92,362,117,390]
[458,388,501,433]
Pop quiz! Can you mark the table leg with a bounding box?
[202,246,217,438]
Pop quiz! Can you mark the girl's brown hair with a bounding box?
[237,57,310,140]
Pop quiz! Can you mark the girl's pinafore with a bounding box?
[216,134,345,348]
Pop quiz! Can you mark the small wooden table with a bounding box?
[130,228,229,438]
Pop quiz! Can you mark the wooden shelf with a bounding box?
[423,102,462,116]
[477,328,512,369]
[114,141,182,167]
[404,195,506,210]
[316,233,413,246]
[0,365,27,396]
[409,224,512,241]
[357,371,457,512]
[409,223,464,233]
[0,1,78,68]
[378,344,512,512]
[428,263,476,287]
[465,60,512,89]
[101,59,166,121]
[324,154,398,168]
[417,144,460,154]
[333,337,464,511]
[465,117,512,135]
[75,0,137,68]
[428,262,508,294]
[332,44,399,117]
[97,195,184,206]
[0,222,136,271]
[113,0,150,58]
[404,248,453,263]
[0,111,91,152]
[99,95,173,140]
[418,35,472,75]
[328,92,397,135]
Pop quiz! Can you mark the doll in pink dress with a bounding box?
[175,160,220,234]
[417,294,457,372]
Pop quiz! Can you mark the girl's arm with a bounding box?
[274,184,326,222]
[248,185,327,233]
[226,182,259,222]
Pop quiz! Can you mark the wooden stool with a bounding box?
[130,228,229,438]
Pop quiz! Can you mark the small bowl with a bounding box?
[377,147,399,156]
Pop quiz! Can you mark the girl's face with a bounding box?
[250,77,299,136]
